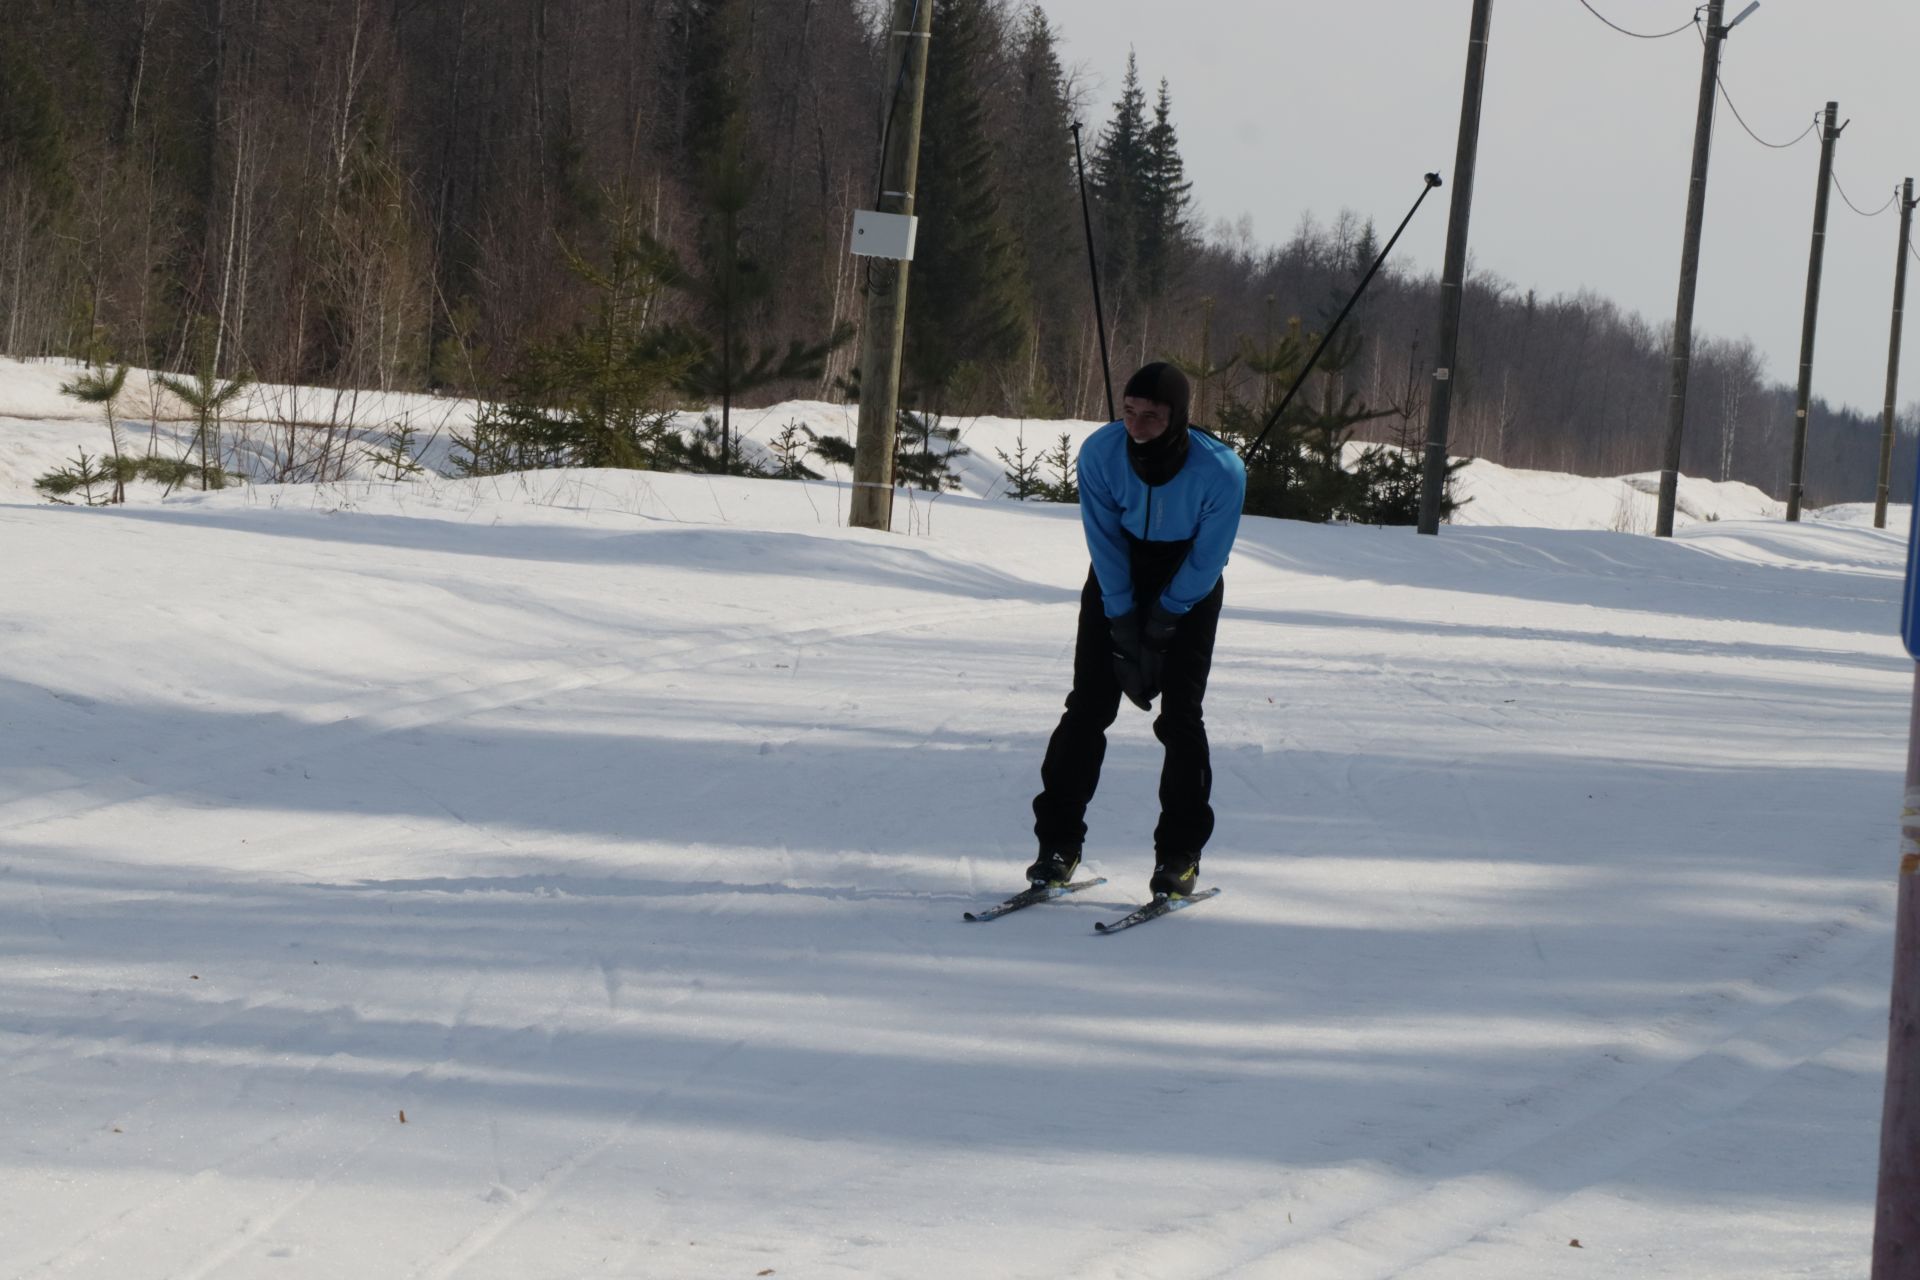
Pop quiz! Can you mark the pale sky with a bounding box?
[1035,0,1920,418]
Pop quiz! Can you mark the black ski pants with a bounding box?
[1032,566,1224,858]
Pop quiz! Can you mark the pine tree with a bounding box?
[155,334,252,491]
[903,0,1031,411]
[59,365,131,502]
[34,450,117,506]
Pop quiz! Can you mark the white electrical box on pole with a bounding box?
[850,210,919,262]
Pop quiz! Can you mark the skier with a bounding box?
[1027,361,1247,901]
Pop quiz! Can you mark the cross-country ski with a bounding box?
[962,876,1108,921]
[1093,886,1222,934]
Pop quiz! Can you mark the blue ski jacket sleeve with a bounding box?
[1077,422,1247,619]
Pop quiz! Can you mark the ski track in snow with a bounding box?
[0,596,1039,841]
[1076,893,1888,1279]
[0,414,1909,1278]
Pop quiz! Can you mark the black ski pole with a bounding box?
[1242,172,1443,466]
[1071,121,1116,423]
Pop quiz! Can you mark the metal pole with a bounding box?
[850,0,933,533]
[1418,0,1494,536]
[1070,121,1115,423]
[1655,0,1725,539]
[1241,173,1441,467]
[1786,101,1841,523]
[1877,179,1916,531]
[1874,665,1920,1274]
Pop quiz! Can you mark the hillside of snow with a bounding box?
[2,355,1914,1278]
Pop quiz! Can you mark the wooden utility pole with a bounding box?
[1786,101,1842,523]
[1875,665,1920,1275]
[1877,179,1917,531]
[849,0,933,533]
[1418,0,1493,537]
[1654,0,1727,539]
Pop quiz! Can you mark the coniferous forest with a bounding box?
[2,0,1911,510]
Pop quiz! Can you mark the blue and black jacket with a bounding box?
[1077,421,1247,620]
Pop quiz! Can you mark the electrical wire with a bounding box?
[864,0,923,296]
[872,0,922,209]
[1716,81,1819,151]
[1833,171,1899,218]
[1575,0,1698,39]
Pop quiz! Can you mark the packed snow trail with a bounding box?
[0,468,1906,1279]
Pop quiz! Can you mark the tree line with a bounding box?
[1,0,1909,510]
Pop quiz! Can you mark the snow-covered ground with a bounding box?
[2,357,1914,1277]
[0,355,1805,530]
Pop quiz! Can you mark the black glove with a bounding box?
[1139,602,1179,694]
[1108,612,1154,711]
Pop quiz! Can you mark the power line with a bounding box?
[1716,80,1819,150]
[1833,171,1898,218]
[871,0,922,207]
[1575,0,1698,39]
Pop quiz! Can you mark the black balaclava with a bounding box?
[1123,361,1192,487]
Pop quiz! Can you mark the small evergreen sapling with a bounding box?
[894,410,969,492]
[767,420,823,480]
[1041,433,1079,503]
[998,430,1080,503]
[668,413,773,476]
[995,431,1047,500]
[56,364,131,503]
[366,419,427,481]
[453,201,692,476]
[155,357,252,490]
[34,450,117,506]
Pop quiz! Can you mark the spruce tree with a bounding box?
[1006,6,1081,412]
[996,432,1047,500]
[1138,78,1194,299]
[674,0,761,470]
[1217,318,1388,524]
[903,0,1030,411]
[453,202,691,476]
[1089,52,1149,302]
[670,0,849,467]
[893,410,970,491]
[0,40,75,210]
